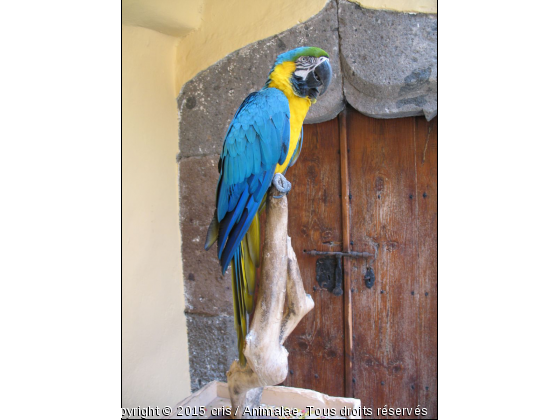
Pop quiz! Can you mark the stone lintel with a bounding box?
[339,2,437,120]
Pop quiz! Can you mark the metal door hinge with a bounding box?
[304,250,375,258]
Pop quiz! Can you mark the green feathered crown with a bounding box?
[273,46,329,66]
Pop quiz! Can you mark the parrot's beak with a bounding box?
[315,58,332,96]
[304,58,332,102]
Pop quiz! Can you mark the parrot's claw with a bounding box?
[272,173,292,199]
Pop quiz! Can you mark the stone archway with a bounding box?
[177,0,437,391]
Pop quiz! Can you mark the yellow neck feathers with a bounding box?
[267,62,312,174]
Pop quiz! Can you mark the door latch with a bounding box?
[315,256,343,296]
[305,247,377,295]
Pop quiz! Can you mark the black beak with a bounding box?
[315,59,332,96]
[304,58,332,99]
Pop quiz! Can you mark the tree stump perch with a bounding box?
[227,183,315,418]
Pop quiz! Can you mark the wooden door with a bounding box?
[282,107,437,418]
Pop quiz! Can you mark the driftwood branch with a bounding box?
[227,184,314,418]
[280,237,314,344]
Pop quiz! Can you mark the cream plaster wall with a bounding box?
[174,0,329,95]
[122,25,190,407]
[122,0,204,37]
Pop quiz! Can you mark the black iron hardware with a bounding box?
[315,256,343,296]
[333,256,343,296]
[309,247,377,295]
[304,250,375,258]
[364,267,375,289]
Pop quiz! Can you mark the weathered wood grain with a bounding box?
[282,118,346,398]
[346,110,437,418]
[282,109,437,418]
[414,117,437,419]
[339,110,354,398]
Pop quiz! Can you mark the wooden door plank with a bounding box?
[339,109,354,398]
[282,118,345,398]
[347,109,427,418]
[282,110,437,417]
[414,117,438,419]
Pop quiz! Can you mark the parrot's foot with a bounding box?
[272,173,292,199]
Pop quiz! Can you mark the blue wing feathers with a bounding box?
[214,88,290,273]
[258,134,274,167]
[271,112,283,131]
[231,156,239,184]
[246,126,256,144]
[235,131,246,154]
[248,172,260,193]
[228,183,243,211]
[252,141,261,174]
[244,136,254,178]
[217,185,250,258]
[220,169,275,272]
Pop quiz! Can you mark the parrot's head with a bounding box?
[266,46,332,104]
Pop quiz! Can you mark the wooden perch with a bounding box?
[227,184,315,419]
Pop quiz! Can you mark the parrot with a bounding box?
[204,46,332,365]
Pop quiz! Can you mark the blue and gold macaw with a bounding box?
[204,47,332,365]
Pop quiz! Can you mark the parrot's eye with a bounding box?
[297,56,314,65]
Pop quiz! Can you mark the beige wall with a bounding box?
[122,0,204,37]
[122,25,190,407]
[174,0,329,95]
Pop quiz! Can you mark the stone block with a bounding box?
[339,1,437,120]
[179,155,233,316]
[186,313,237,392]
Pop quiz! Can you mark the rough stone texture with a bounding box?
[339,1,437,120]
[180,157,238,393]
[187,313,237,392]
[177,0,343,159]
[179,156,234,316]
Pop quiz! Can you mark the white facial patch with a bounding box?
[294,56,327,79]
